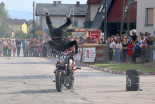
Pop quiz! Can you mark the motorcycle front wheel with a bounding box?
[56,71,63,92]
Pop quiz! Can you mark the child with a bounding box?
[8,42,12,57]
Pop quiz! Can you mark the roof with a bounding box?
[107,0,137,22]
[87,0,102,4]
[36,3,88,17]
[7,19,27,25]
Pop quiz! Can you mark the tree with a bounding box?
[14,31,26,39]
[0,2,10,38]
[26,33,33,40]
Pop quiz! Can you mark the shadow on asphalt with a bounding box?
[0,62,52,64]
[99,90,126,93]
[75,72,122,78]
[0,75,55,80]
[8,89,57,94]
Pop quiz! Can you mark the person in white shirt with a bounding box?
[108,38,115,63]
[11,40,16,56]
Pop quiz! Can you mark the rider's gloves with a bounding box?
[74,50,78,54]
[43,8,48,16]
[66,18,71,25]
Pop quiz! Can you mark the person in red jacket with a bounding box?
[127,39,134,63]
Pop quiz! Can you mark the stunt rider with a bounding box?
[43,8,78,54]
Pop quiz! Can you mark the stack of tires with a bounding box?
[126,69,139,91]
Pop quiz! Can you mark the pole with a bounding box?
[127,0,130,36]
[104,0,107,42]
[33,1,35,38]
[73,4,74,28]
[120,0,126,37]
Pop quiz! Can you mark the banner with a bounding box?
[82,48,96,62]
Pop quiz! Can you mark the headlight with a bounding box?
[59,55,67,64]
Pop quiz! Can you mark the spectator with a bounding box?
[22,39,26,56]
[16,39,21,57]
[7,42,12,57]
[146,36,154,61]
[127,39,134,63]
[115,39,122,63]
[131,32,137,42]
[39,41,43,57]
[11,40,16,56]
[24,43,29,57]
[134,38,142,63]
[43,40,48,57]
[29,39,35,57]
[122,39,128,63]
[3,39,8,56]
[108,38,115,63]
[0,39,3,56]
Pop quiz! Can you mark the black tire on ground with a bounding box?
[56,71,63,92]
[126,69,139,91]
[66,73,74,89]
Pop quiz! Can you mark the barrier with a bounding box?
[78,44,109,63]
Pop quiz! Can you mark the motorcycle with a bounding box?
[54,51,80,92]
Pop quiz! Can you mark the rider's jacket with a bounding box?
[46,15,71,45]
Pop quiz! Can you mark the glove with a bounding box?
[43,8,48,16]
[66,18,71,24]
[66,8,71,18]
[74,50,78,54]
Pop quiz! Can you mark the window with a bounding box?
[146,8,154,26]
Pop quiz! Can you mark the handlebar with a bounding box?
[67,51,76,56]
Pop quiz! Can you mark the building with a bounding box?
[85,0,137,36]
[84,0,102,28]
[137,0,155,36]
[35,1,88,34]
[7,19,28,35]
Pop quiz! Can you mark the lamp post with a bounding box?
[73,4,74,28]
[120,0,126,37]
[33,1,35,38]
[104,0,107,42]
[127,0,130,36]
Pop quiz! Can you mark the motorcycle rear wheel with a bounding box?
[65,72,74,89]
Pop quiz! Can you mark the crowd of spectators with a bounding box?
[0,38,50,57]
[107,32,155,63]
[0,32,155,64]
[72,32,155,63]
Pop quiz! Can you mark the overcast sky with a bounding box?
[0,0,88,12]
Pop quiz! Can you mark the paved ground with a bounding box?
[0,57,155,104]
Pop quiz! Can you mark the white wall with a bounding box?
[90,4,100,21]
[137,0,155,36]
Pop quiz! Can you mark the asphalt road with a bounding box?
[0,57,155,104]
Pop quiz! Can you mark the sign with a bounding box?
[35,31,44,35]
[75,48,82,61]
[73,32,85,38]
[89,30,100,38]
[82,48,96,62]
[44,29,48,34]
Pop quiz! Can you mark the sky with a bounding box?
[0,0,88,13]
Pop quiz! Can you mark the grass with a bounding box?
[92,62,155,72]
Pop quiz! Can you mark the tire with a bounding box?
[126,69,139,91]
[56,71,63,92]
[66,72,74,89]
